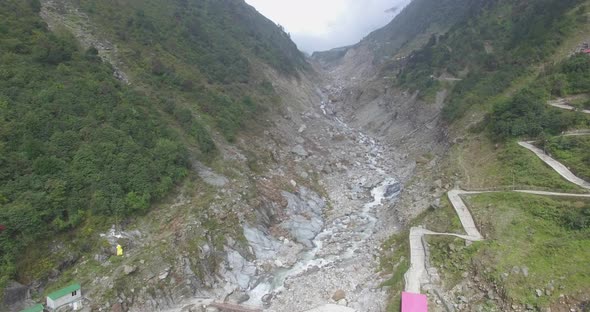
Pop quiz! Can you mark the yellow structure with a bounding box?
[116,244,123,256]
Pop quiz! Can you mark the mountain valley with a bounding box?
[1,0,590,312]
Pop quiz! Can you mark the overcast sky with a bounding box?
[245,0,411,54]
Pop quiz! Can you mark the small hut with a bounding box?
[46,283,82,311]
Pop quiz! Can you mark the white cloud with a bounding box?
[245,0,411,53]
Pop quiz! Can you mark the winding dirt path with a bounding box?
[403,138,590,297]
[548,98,590,114]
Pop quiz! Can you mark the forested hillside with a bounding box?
[0,0,188,290]
[370,0,590,310]
[74,0,306,141]
[363,0,488,62]
[492,54,590,138]
[0,0,306,297]
[312,0,485,65]
[390,0,588,126]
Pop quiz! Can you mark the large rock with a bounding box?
[332,289,346,301]
[221,249,256,290]
[291,145,309,157]
[243,226,281,260]
[124,265,137,275]
[193,161,229,187]
[226,291,250,304]
[384,181,401,198]
[279,187,325,247]
[180,304,205,312]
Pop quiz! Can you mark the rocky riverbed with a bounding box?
[163,69,416,312]
[255,79,409,312]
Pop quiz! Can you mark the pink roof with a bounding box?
[401,292,428,312]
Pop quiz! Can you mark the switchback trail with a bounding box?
[518,141,590,189]
[403,137,590,299]
[404,190,485,293]
[548,97,590,114]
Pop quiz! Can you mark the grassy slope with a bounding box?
[465,193,589,308]
[427,194,590,309]
[545,135,590,181]
[449,137,584,192]
[425,8,590,312]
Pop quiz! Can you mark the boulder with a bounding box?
[416,156,429,164]
[332,289,346,301]
[291,145,309,157]
[430,198,441,210]
[384,181,401,198]
[222,249,256,289]
[521,266,529,277]
[124,265,137,275]
[434,179,443,189]
[112,303,123,312]
[180,304,206,312]
[193,161,229,187]
[226,291,250,304]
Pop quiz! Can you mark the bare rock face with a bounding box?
[2,281,29,309]
[193,161,229,187]
[220,248,257,290]
[279,187,326,248]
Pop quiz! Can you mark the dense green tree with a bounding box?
[0,0,193,288]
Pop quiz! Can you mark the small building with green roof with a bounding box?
[46,283,82,311]
[19,304,44,312]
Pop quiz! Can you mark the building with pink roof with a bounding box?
[401,292,428,312]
